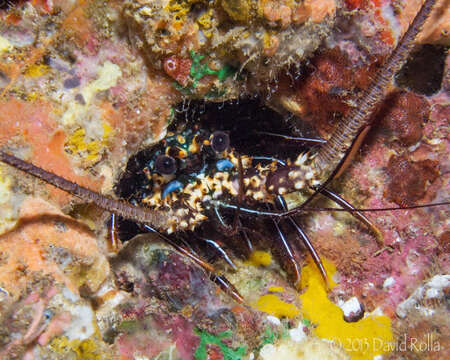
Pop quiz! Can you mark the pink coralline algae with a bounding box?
[385,155,440,207]
[379,91,430,146]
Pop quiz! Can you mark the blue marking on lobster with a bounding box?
[216,159,234,172]
[162,180,184,199]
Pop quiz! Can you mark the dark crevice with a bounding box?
[395,44,448,96]
[0,0,22,10]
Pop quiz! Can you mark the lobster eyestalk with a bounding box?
[313,0,437,182]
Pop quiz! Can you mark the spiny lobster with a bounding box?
[0,0,446,303]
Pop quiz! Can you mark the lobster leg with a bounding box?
[319,188,383,245]
[252,156,286,166]
[212,207,253,257]
[240,227,254,254]
[142,225,213,272]
[271,218,302,287]
[210,274,244,304]
[195,235,238,271]
[108,214,122,252]
[142,225,244,303]
[269,202,302,287]
[275,195,328,288]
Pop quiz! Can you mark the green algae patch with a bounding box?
[260,326,277,347]
[257,325,284,350]
[190,51,235,86]
[255,294,300,319]
[194,329,246,360]
[173,52,237,97]
[299,258,394,359]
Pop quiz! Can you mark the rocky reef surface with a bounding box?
[0,1,448,359]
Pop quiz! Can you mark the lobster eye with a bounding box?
[211,131,230,152]
[154,155,177,175]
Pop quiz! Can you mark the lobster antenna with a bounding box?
[300,202,450,213]
[314,0,437,181]
[0,151,247,300]
[213,200,449,217]
[0,151,169,229]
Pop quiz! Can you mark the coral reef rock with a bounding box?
[123,0,336,98]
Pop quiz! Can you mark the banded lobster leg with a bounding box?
[141,225,244,303]
[256,131,383,242]
[268,185,380,289]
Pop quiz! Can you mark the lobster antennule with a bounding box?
[313,0,437,182]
